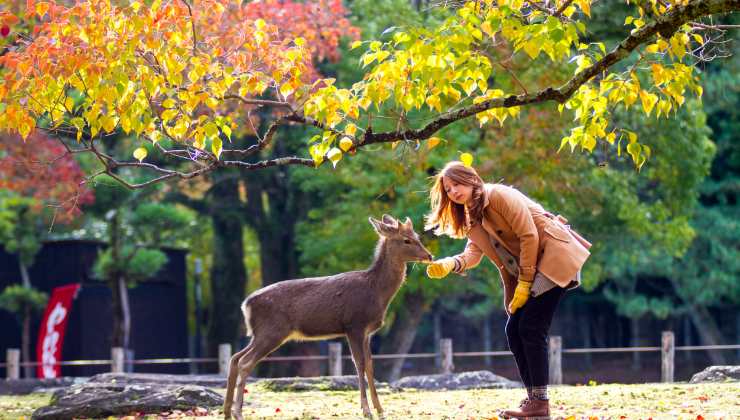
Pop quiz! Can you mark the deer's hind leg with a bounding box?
[347,331,372,418]
[363,335,384,418]
[223,344,252,419]
[231,331,289,420]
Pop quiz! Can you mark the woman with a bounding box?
[425,161,591,419]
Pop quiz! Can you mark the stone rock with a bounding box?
[391,370,521,390]
[89,372,234,388]
[31,382,224,420]
[256,375,389,392]
[689,365,740,383]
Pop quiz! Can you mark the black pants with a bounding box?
[505,286,566,387]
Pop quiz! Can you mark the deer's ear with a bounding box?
[369,217,396,236]
[381,214,398,227]
[402,217,413,230]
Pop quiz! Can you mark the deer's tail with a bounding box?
[241,300,253,337]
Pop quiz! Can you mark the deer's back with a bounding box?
[244,271,384,338]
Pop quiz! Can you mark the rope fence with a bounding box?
[3,331,739,384]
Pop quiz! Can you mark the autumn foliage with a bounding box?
[0,0,737,186]
[0,131,93,222]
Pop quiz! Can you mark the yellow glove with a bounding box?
[507,280,532,314]
[426,257,457,279]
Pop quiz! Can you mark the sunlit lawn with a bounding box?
[1,381,738,419]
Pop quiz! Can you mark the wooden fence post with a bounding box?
[440,338,454,374]
[662,331,675,383]
[111,347,124,373]
[548,336,562,385]
[219,343,232,376]
[328,342,343,376]
[6,349,20,379]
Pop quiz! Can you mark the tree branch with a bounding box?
[355,0,740,148]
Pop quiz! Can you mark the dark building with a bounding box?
[0,239,189,376]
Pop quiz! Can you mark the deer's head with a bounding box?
[369,214,433,263]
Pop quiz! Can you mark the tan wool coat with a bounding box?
[453,184,592,309]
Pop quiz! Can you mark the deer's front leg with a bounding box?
[347,332,372,418]
[363,335,384,418]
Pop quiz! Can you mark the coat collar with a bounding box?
[482,183,494,209]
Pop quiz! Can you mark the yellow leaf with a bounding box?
[481,21,493,36]
[211,137,223,159]
[204,122,219,139]
[339,137,353,152]
[428,137,442,150]
[522,41,540,59]
[577,0,591,17]
[205,97,219,110]
[133,147,147,162]
[626,130,638,144]
[344,123,357,137]
[350,40,362,50]
[692,33,704,45]
[102,116,118,133]
[460,152,474,167]
[327,147,342,168]
[36,2,50,18]
[639,90,658,116]
[162,109,179,122]
[606,132,616,144]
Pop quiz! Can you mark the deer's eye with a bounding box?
[404,239,412,244]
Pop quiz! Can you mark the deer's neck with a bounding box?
[367,239,407,306]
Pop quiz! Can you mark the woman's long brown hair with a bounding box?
[424,161,486,238]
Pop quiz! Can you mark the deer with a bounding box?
[223,214,434,420]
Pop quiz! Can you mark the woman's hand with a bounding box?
[426,257,457,279]
[507,280,532,313]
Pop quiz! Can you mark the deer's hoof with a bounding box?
[363,410,373,419]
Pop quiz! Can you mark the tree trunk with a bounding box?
[22,306,31,378]
[108,210,130,350]
[631,317,641,370]
[482,316,492,367]
[243,142,319,376]
[206,171,249,356]
[18,260,33,377]
[687,305,727,365]
[379,291,430,382]
[19,261,30,288]
[110,275,131,350]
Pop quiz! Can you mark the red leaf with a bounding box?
[697,395,709,402]
[0,25,9,37]
[275,408,281,413]
[696,416,705,420]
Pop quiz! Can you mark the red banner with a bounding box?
[36,283,80,378]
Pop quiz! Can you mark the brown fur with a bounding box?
[223,214,433,420]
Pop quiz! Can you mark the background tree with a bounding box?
[87,176,195,351]
[0,130,91,377]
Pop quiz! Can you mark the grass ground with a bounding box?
[1,381,738,420]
